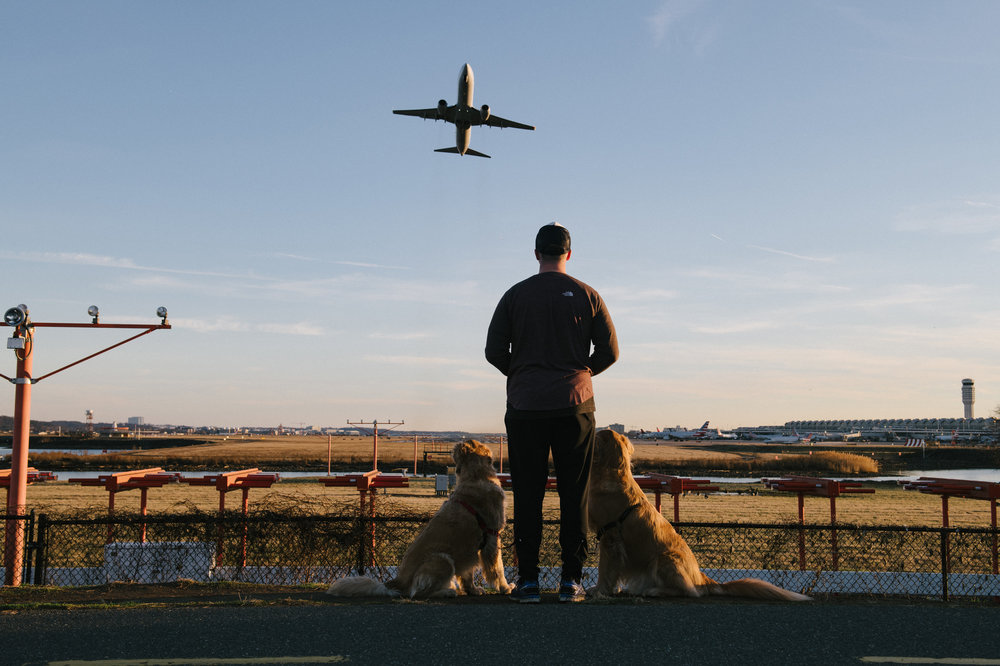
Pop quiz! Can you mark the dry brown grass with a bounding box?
[15,476,996,529]
[12,434,993,528]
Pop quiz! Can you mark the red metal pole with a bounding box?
[797,492,806,571]
[241,487,249,568]
[368,489,376,568]
[673,493,680,523]
[139,487,148,543]
[830,496,838,571]
[216,489,226,567]
[107,490,116,544]
[992,499,998,576]
[4,333,32,586]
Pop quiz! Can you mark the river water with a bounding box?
[4,446,998,483]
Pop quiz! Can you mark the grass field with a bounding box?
[8,435,998,527]
[16,475,999,528]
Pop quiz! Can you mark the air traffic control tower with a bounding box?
[962,378,975,419]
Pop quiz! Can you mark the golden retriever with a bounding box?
[326,439,512,599]
[588,430,810,601]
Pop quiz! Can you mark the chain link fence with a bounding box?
[4,507,1000,600]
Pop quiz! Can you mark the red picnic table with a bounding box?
[903,477,1000,574]
[67,467,179,542]
[181,469,280,567]
[317,471,410,570]
[763,475,875,570]
[2,467,56,507]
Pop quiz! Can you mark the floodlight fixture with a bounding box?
[4,304,29,328]
[156,306,168,325]
[88,305,100,324]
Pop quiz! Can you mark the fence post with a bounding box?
[356,511,367,577]
[940,527,949,602]
[32,512,47,586]
[22,510,35,585]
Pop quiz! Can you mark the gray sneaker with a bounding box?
[558,579,586,603]
[510,580,540,603]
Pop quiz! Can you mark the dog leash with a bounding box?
[596,502,642,541]
[457,499,501,550]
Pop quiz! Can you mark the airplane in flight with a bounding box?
[393,63,534,158]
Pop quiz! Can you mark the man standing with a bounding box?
[485,222,619,603]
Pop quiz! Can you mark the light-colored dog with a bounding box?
[326,439,512,599]
[588,429,810,601]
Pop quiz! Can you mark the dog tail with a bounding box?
[703,576,811,601]
[326,576,400,598]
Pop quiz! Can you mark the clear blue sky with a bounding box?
[3,1,998,432]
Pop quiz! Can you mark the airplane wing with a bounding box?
[393,107,452,121]
[484,114,535,130]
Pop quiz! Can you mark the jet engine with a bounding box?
[437,100,448,118]
[480,104,490,122]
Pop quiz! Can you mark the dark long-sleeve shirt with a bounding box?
[485,272,618,414]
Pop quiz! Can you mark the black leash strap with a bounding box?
[596,502,642,541]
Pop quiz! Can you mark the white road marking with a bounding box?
[43,658,349,666]
[861,659,1000,664]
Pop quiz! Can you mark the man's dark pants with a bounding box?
[504,412,596,583]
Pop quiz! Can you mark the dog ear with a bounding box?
[594,430,622,468]
[451,440,472,465]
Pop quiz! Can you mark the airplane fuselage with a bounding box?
[453,63,475,154]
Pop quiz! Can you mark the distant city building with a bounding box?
[608,423,626,434]
[962,378,975,419]
[127,416,145,426]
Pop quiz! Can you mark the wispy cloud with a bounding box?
[174,316,324,336]
[0,251,270,281]
[369,331,434,341]
[362,355,466,366]
[685,268,850,294]
[647,0,707,47]
[747,244,835,263]
[895,199,1000,236]
[690,320,778,335]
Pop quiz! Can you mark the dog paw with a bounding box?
[467,585,485,595]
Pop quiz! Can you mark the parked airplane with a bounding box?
[748,430,811,444]
[662,421,712,441]
[393,63,534,158]
[809,431,862,442]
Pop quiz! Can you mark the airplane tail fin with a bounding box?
[434,147,491,158]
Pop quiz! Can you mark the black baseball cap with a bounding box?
[535,222,571,255]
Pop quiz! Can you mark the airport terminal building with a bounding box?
[772,417,998,443]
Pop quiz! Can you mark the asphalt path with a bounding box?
[4,597,1000,665]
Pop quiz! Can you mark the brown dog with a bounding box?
[327,439,512,599]
[588,430,810,601]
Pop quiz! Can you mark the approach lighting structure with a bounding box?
[2,303,171,587]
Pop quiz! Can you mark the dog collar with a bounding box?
[596,502,642,541]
